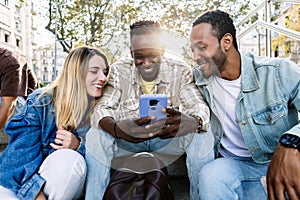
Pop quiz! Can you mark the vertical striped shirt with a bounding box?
[91,55,210,131]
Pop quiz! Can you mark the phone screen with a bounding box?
[139,94,168,122]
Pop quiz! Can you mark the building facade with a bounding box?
[1,0,67,85]
[34,44,66,84]
[0,0,32,67]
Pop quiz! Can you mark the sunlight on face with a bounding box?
[131,34,164,81]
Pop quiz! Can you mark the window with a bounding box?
[16,38,20,47]
[4,0,9,6]
[285,16,290,27]
[16,21,21,31]
[4,34,9,43]
[15,6,20,14]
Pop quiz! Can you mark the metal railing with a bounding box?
[236,0,300,57]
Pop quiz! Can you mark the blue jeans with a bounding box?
[198,157,269,200]
[85,127,214,200]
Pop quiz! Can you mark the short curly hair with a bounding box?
[130,20,161,38]
[192,10,238,50]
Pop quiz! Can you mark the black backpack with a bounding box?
[103,152,174,200]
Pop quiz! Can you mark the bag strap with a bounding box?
[133,152,154,157]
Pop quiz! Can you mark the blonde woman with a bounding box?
[0,46,109,200]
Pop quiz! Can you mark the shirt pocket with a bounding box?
[119,98,139,120]
[252,103,288,146]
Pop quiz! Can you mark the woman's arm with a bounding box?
[0,93,48,199]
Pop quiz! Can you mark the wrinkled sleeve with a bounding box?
[179,64,210,131]
[91,64,122,128]
[0,98,45,199]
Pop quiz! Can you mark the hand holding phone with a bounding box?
[139,94,168,122]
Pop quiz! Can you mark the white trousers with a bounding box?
[0,149,87,200]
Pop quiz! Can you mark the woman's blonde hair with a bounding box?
[43,46,109,131]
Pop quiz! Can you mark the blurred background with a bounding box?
[1,0,300,87]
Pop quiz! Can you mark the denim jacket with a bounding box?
[0,89,88,199]
[193,52,300,163]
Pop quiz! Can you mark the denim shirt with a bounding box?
[193,52,300,163]
[0,89,88,199]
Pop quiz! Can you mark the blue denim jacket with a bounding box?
[0,89,88,199]
[193,52,300,163]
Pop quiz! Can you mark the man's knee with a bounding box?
[198,158,232,185]
[187,131,214,159]
[86,128,114,148]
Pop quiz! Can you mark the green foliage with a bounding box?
[272,4,300,57]
[46,0,254,61]
[39,82,49,88]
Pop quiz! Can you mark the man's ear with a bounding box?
[221,33,233,51]
[159,48,165,57]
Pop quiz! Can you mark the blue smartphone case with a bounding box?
[139,94,168,122]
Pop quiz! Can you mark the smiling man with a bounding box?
[84,20,214,199]
[190,10,300,200]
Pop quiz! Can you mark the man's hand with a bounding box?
[147,108,198,139]
[50,126,80,150]
[267,144,300,200]
[99,116,158,143]
[115,117,158,143]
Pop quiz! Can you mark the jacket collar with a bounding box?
[240,52,260,92]
[194,52,260,92]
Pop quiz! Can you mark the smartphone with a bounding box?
[139,94,168,122]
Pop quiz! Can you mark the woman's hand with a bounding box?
[50,126,80,150]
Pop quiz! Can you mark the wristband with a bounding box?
[113,122,118,138]
[191,115,203,133]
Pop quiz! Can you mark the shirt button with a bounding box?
[266,114,272,121]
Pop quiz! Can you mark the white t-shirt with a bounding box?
[211,75,251,158]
